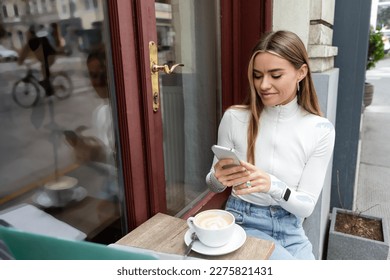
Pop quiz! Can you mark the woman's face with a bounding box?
[87,58,108,99]
[252,52,307,107]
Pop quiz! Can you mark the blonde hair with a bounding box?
[242,30,322,164]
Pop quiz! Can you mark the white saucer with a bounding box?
[184,224,246,256]
[33,186,87,208]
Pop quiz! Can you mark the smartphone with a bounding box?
[211,145,241,169]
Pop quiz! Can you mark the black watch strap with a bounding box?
[283,188,291,201]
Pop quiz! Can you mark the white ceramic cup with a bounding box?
[187,209,235,247]
[44,176,78,207]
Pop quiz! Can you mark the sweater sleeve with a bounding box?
[205,110,235,192]
[268,122,336,218]
[206,172,227,193]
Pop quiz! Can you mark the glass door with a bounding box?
[0,0,124,244]
[133,0,270,220]
[154,0,221,215]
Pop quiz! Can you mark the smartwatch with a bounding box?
[283,188,291,201]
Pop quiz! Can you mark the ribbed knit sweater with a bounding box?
[206,97,335,218]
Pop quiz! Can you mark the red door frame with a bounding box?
[107,0,165,231]
[107,0,272,231]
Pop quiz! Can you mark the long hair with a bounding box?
[243,30,322,164]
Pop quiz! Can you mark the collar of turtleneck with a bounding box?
[262,96,299,120]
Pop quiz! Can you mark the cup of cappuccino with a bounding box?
[187,209,235,247]
[44,176,78,207]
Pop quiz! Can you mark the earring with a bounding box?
[297,81,300,93]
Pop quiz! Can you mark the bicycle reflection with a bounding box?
[14,25,73,108]
[12,61,73,108]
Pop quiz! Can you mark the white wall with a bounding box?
[272,0,311,47]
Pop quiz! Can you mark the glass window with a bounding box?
[42,0,48,13]
[378,3,390,29]
[14,4,19,17]
[0,0,124,245]
[2,5,8,18]
[155,0,220,216]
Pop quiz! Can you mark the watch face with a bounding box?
[283,188,291,201]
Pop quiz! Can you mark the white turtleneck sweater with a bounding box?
[206,97,335,218]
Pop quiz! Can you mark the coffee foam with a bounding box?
[46,181,73,190]
[196,213,232,229]
[45,176,77,190]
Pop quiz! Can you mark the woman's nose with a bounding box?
[260,76,271,90]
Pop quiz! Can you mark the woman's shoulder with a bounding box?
[300,109,335,137]
[223,105,251,123]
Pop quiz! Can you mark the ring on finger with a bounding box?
[246,180,252,188]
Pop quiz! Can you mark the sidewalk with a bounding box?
[355,56,390,259]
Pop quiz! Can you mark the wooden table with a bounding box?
[115,213,275,260]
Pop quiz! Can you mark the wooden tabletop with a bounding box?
[115,212,275,260]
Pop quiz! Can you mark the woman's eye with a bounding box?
[253,74,262,79]
[272,75,282,79]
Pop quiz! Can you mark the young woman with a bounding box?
[206,30,335,259]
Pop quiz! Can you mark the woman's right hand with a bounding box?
[213,159,249,187]
[65,133,105,163]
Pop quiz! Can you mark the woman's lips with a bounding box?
[260,92,276,97]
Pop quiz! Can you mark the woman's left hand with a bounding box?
[232,161,271,195]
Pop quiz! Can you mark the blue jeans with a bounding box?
[225,195,315,260]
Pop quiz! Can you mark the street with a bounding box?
[366,56,390,106]
[356,55,390,260]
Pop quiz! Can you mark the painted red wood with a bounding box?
[220,0,272,112]
[107,1,153,230]
[133,0,167,215]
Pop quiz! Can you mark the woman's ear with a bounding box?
[298,64,308,82]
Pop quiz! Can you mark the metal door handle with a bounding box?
[152,63,184,74]
[149,41,184,112]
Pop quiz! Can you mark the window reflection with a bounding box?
[0,0,123,245]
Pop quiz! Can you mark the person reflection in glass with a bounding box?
[64,48,118,201]
[17,23,67,96]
